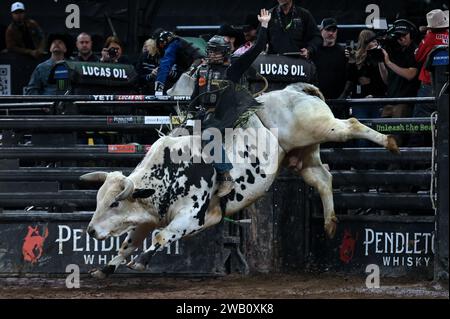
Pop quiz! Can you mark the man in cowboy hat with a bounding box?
[409,9,448,146]
[5,2,46,59]
[26,33,73,95]
[415,9,448,91]
[217,24,245,54]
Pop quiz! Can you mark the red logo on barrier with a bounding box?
[339,229,357,264]
[22,226,49,264]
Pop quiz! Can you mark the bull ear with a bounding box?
[80,172,108,183]
[115,178,135,202]
[132,189,156,199]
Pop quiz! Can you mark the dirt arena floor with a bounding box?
[0,273,448,299]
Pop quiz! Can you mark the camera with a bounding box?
[108,47,119,59]
[366,47,385,63]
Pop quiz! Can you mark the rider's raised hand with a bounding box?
[258,9,271,28]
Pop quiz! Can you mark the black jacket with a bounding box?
[267,5,322,57]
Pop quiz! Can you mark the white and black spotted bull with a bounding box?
[81,82,399,278]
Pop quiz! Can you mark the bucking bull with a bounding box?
[81,82,399,278]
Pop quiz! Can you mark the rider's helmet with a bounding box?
[206,35,232,64]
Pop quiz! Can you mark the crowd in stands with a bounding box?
[3,1,449,131]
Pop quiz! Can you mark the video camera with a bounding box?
[365,18,418,64]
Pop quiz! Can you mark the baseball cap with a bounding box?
[11,2,25,13]
[320,18,338,30]
[392,20,415,35]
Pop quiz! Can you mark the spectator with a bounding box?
[154,30,205,95]
[378,19,420,137]
[234,14,259,56]
[314,18,349,112]
[100,36,129,64]
[346,30,388,148]
[414,9,448,113]
[410,9,448,146]
[136,38,160,94]
[348,30,387,113]
[72,32,99,62]
[5,2,45,59]
[267,0,322,59]
[217,24,245,54]
[26,33,72,95]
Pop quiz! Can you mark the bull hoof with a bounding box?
[386,135,400,155]
[89,268,108,279]
[324,217,338,239]
[127,260,146,272]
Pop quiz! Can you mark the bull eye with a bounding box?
[110,201,119,208]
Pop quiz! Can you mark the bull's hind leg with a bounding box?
[326,118,400,153]
[299,145,338,239]
[90,223,154,279]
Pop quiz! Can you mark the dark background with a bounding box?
[0,0,448,55]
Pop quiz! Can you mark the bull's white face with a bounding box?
[84,172,150,240]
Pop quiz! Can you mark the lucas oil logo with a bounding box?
[259,63,306,77]
[22,226,49,264]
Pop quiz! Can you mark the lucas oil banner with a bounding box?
[49,61,138,88]
[248,55,317,84]
[0,219,225,275]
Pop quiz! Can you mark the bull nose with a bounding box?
[87,226,96,238]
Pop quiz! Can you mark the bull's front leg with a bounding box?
[90,223,154,279]
[127,214,203,271]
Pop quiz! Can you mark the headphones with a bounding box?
[391,19,419,38]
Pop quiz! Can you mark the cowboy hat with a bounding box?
[47,33,74,58]
[426,9,449,29]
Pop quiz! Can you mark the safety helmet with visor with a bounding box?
[206,35,232,64]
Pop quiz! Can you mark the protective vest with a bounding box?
[197,63,230,107]
[195,63,260,131]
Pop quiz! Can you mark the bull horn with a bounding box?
[115,178,135,202]
[80,172,108,183]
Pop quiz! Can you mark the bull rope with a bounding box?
[252,73,269,98]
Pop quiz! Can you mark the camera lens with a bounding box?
[108,47,118,58]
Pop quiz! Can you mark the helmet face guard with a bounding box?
[156,31,174,50]
[206,35,231,64]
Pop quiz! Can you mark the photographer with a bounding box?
[348,30,387,109]
[378,20,420,125]
[100,36,129,64]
